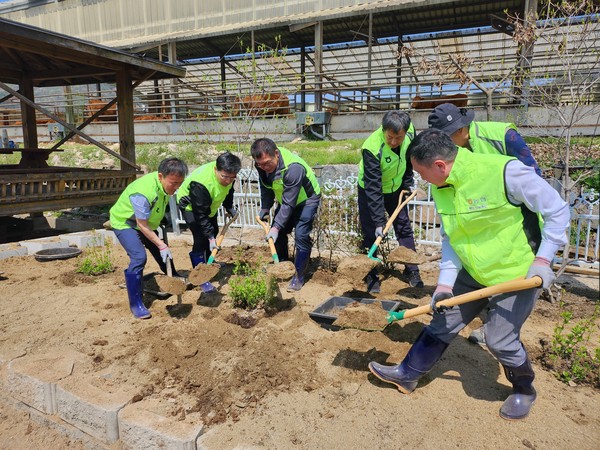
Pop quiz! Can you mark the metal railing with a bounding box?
[169,173,598,265]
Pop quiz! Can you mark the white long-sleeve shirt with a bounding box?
[438,160,570,287]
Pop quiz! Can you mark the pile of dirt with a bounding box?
[332,301,390,331]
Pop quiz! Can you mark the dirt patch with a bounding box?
[336,254,380,282]
[266,261,296,280]
[388,246,427,265]
[0,235,598,450]
[332,301,390,331]
[188,264,220,286]
[215,245,272,264]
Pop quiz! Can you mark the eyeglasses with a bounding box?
[255,156,277,169]
[217,171,237,181]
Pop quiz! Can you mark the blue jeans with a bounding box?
[114,227,168,274]
[273,198,320,260]
[427,269,538,367]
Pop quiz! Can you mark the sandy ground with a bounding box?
[0,229,598,450]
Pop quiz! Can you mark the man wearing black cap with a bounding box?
[427,103,541,175]
[428,103,543,346]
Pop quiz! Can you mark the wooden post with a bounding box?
[116,70,136,172]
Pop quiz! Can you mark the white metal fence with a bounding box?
[169,172,599,265]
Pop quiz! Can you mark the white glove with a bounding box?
[226,207,239,220]
[526,257,555,289]
[158,245,172,264]
[209,238,220,252]
[266,227,279,243]
[375,227,384,239]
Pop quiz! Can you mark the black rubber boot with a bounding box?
[287,249,310,292]
[190,252,216,293]
[398,237,424,288]
[124,270,151,319]
[500,359,537,420]
[369,329,448,393]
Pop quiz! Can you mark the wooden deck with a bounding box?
[0,166,135,216]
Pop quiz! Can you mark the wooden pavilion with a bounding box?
[0,17,186,216]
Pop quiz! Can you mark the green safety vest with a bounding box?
[264,147,320,204]
[433,149,538,285]
[109,172,169,231]
[177,161,232,217]
[357,123,415,193]
[469,121,517,156]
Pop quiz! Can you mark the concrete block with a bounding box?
[0,243,28,259]
[98,229,120,246]
[56,373,135,444]
[119,401,204,450]
[59,231,105,249]
[6,350,85,414]
[17,237,68,255]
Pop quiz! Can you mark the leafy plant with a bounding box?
[76,238,115,276]
[229,256,275,309]
[547,300,600,386]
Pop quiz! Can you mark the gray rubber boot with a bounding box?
[124,270,151,319]
[500,359,537,420]
[368,328,448,393]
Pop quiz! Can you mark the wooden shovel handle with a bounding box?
[396,276,543,321]
[372,190,417,249]
[256,215,279,262]
[208,213,237,261]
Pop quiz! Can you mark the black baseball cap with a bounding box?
[428,103,475,135]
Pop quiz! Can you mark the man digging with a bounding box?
[369,129,569,420]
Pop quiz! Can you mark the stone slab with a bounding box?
[119,401,204,450]
[56,373,134,444]
[6,350,85,414]
[0,243,28,259]
[17,237,69,255]
[58,231,105,249]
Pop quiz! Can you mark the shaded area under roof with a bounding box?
[0,17,186,87]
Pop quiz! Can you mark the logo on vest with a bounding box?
[385,156,392,163]
[467,196,487,211]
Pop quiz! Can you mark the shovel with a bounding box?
[367,190,417,261]
[386,276,543,323]
[256,215,280,263]
[207,212,238,264]
[164,256,187,303]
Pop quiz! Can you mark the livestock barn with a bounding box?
[1,1,598,142]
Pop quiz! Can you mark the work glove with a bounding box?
[430,284,454,314]
[158,245,172,264]
[209,237,220,252]
[265,227,279,243]
[225,206,239,221]
[375,226,384,239]
[526,256,555,289]
[259,208,271,221]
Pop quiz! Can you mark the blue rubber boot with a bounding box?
[369,329,448,393]
[189,252,217,293]
[124,270,151,319]
[287,249,310,292]
[500,359,537,420]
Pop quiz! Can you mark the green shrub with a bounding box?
[76,239,115,276]
[229,258,275,309]
[548,300,600,386]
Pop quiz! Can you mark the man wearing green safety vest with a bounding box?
[428,103,543,346]
[251,138,321,292]
[357,110,423,293]
[109,157,188,319]
[177,152,241,293]
[369,129,569,420]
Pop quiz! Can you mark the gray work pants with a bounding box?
[427,269,538,367]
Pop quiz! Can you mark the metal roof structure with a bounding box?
[0,17,186,87]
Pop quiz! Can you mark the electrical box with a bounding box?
[48,122,65,140]
[295,111,332,126]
